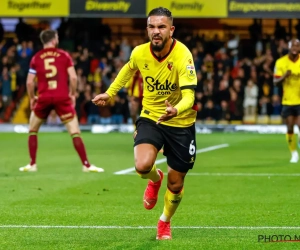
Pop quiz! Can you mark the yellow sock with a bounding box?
[136,164,160,182]
[286,133,297,152]
[160,188,184,222]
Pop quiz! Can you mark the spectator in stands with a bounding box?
[88,67,102,87]
[0,56,11,72]
[17,47,31,78]
[85,92,101,125]
[0,18,295,126]
[0,67,12,114]
[111,94,125,124]
[9,65,19,101]
[219,100,231,121]
[258,96,272,116]
[77,48,90,76]
[215,78,230,106]
[76,67,86,93]
[195,102,204,121]
[46,110,62,126]
[243,79,258,116]
[119,38,131,62]
[229,88,243,121]
[203,99,219,121]
[230,78,244,116]
[271,94,282,115]
[17,41,33,57]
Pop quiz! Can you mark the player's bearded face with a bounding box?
[151,35,168,52]
[147,16,173,52]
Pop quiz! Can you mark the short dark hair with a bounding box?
[148,7,173,24]
[40,29,57,44]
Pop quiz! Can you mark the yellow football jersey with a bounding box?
[127,39,197,127]
[274,55,300,105]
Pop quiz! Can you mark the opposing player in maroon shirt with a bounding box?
[19,29,104,173]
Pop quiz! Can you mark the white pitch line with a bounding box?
[1,225,300,230]
[187,173,300,177]
[125,172,300,177]
[114,143,229,175]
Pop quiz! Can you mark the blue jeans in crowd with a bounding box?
[100,117,112,125]
[87,115,100,125]
[111,114,123,124]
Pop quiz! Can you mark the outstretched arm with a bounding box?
[92,64,137,106]
[93,47,139,106]
[106,64,137,97]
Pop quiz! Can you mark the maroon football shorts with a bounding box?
[33,96,76,123]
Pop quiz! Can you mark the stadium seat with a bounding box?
[218,120,229,125]
[269,115,283,125]
[203,120,217,125]
[243,115,256,124]
[231,120,243,125]
[256,115,270,125]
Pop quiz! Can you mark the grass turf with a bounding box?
[0,132,300,249]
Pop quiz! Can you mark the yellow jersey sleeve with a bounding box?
[125,75,133,89]
[174,89,195,115]
[274,59,284,78]
[178,53,197,89]
[128,47,139,71]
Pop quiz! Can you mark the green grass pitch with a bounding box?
[1,132,300,249]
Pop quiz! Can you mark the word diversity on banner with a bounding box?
[147,0,227,17]
[228,0,300,18]
[70,0,146,17]
[0,0,69,17]
[2,0,300,20]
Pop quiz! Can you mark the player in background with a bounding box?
[92,7,197,240]
[19,30,104,173]
[274,39,300,163]
[125,70,143,127]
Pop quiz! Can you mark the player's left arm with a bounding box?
[67,66,77,96]
[93,47,139,106]
[174,54,197,115]
[65,52,77,107]
[27,57,38,110]
[26,73,36,99]
[65,52,77,96]
[105,48,139,98]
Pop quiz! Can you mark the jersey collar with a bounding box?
[150,39,176,63]
[289,54,300,63]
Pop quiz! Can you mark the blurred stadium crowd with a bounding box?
[0,18,296,125]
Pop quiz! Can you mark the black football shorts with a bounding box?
[134,117,196,173]
[281,105,300,118]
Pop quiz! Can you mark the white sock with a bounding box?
[160,213,170,222]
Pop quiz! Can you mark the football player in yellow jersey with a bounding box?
[92,7,197,240]
[274,39,300,163]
